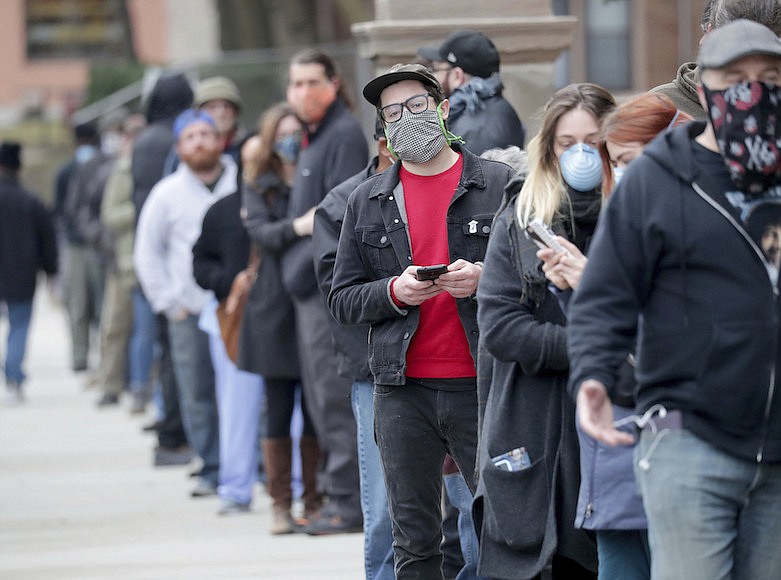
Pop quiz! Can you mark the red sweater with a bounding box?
[399,155,475,379]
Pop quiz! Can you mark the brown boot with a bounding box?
[297,435,323,526]
[261,438,294,535]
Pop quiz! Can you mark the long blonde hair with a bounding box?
[516,83,615,228]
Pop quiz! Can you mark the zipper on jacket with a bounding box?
[584,439,598,520]
[693,183,779,463]
[757,287,778,463]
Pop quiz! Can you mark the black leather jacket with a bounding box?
[328,145,513,386]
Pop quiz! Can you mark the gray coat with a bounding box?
[473,198,597,579]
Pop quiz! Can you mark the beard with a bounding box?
[180,146,222,172]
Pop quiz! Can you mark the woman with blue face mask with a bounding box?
[239,103,321,535]
[536,93,693,580]
[474,83,614,580]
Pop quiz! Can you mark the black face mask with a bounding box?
[702,80,781,197]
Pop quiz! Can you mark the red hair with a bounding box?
[600,93,692,195]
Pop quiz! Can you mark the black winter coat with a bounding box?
[192,192,248,302]
[474,195,597,579]
[449,90,525,154]
[239,173,300,379]
[281,99,368,299]
[0,176,58,301]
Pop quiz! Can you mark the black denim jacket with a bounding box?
[328,145,513,386]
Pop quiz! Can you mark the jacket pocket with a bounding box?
[699,320,773,428]
[480,452,550,550]
[360,228,399,277]
[459,214,494,261]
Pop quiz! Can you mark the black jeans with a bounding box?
[374,382,479,580]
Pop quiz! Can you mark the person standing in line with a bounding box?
[135,109,236,498]
[194,76,250,167]
[0,142,58,404]
[131,72,193,465]
[329,63,514,578]
[419,29,525,154]
[58,121,103,375]
[282,48,367,534]
[651,0,781,119]
[569,20,781,580]
[537,93,692,580]
[65,113,125,406]
[313,118,395,572]
[239,103,321,534]
[99,113,150,414]
[192,179,265,516]
[474,83,614,580]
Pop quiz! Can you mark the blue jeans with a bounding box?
[596,530,650,580]
[168,314,219,485]
[636,429,781,580]
[3,300,33,385]
[374,383,479,580]
[352,379,394,580]
[129,287,155,389]
[209,332,264,505]
[443,472,486,580]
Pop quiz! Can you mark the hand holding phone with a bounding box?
[416,264,449,281]
[526,218,569,256]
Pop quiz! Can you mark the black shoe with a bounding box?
[96,393,120,407]
[141,420,162,433]
[304,514,363,536]
[153,445,194,467]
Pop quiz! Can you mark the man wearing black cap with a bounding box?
[569,19,781,579]
[419,29,525,155]
[0,142,58,404]
[329,63,514,578]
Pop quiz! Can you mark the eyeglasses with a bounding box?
[431,66,453,73]
[379,93,433,123]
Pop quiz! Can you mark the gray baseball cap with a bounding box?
[698,19,781,70]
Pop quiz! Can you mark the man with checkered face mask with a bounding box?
[328,63,514,579]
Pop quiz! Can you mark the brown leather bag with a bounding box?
[216,248,260,363]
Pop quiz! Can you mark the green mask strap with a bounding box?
[437,101,464,146]
[383,123,398,159]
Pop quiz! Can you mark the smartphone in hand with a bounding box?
[416,264,449,281]
[526,219,569,255]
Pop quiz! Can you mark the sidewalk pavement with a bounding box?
[0,293,364,579]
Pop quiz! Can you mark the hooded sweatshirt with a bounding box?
[650,62,706,120]
[131,73,194,214]
[568,121,781,464]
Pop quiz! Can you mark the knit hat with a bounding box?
[0,142,21,170]
[420,30,500,78]
[363,63,442,107]
[698,19,781,70]
[173,109,217,139]
[194,76,242,110]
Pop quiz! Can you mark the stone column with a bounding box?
[352,0,577,140]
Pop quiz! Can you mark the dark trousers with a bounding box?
[264,377,316,439]
[374,382,479,580]
[155,315,187,448]
[293,292,360,520]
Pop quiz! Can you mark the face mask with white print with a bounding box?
[702,80,781,197]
